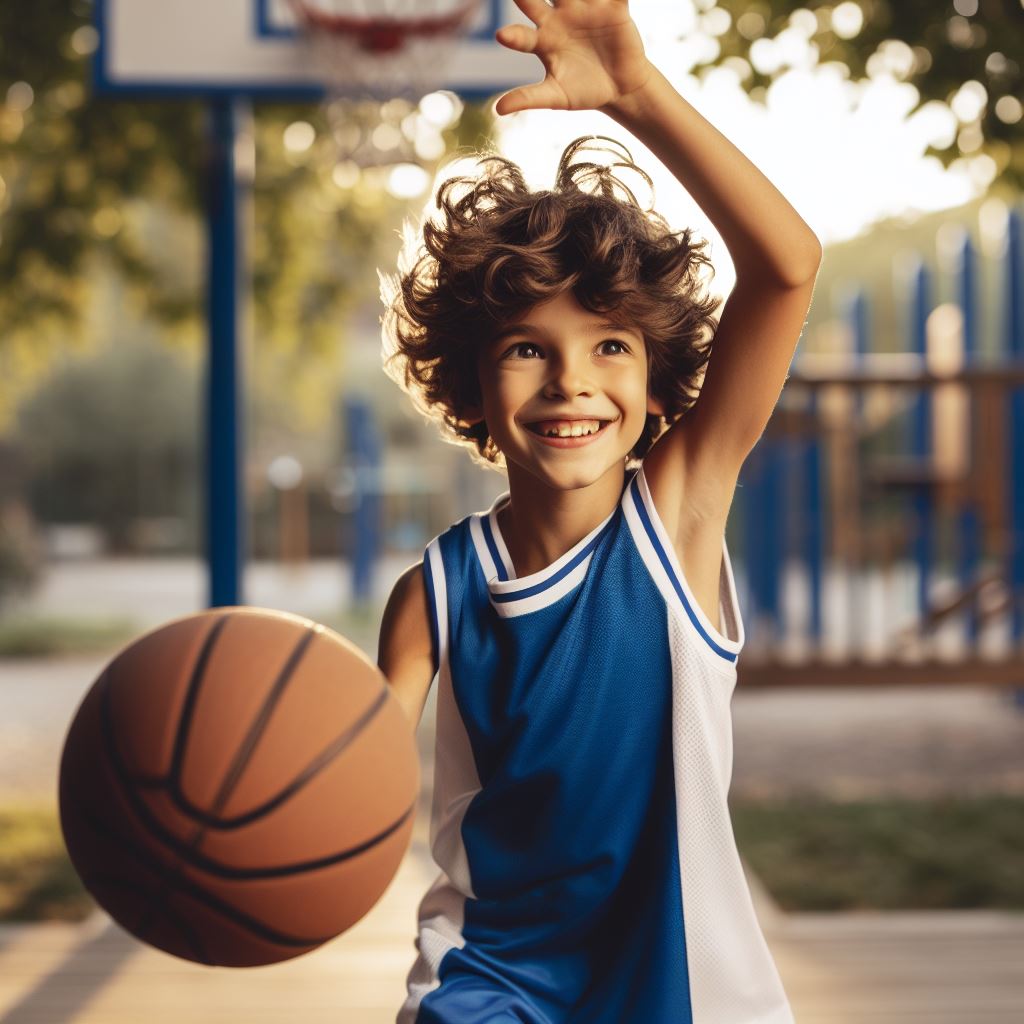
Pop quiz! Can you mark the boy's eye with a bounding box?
[504,342,542,359]
[502,339,629,359]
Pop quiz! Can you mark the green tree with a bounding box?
[14,337,201,552]
[0,1,491,433]
[0,0,1018,419]
[709,0,1021,186]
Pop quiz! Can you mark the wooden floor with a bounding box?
[0,834,436,1024]
[772,911,1024,1024]
[2,831,1022,1024]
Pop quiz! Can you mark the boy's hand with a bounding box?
[493,0,653,116]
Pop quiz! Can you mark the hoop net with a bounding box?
[288,0,483,168]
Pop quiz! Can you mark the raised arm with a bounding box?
[605,65,821,504]
[494,0,823,521]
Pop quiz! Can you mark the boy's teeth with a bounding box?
[535,419,602,437]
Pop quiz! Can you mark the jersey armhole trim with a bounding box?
[423,539,448,681]
[623,465,745,663]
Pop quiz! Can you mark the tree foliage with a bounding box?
[709,0,1022,186]
[14,336,200,552]
[0,0,202,331]
[0,2,495,433]
[0,0,1018,388]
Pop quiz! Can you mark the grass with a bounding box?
[0,614,141,658]
[732,793,1024,912]
[2,795,1022,924]
[0,806,94,922]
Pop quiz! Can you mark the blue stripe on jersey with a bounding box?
[627,476,738,664]
[479,514,510,581]
[489,516,619,603]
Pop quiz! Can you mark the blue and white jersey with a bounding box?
[398,464,793,1024]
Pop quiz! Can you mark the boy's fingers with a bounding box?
[495,23,539,54]
[508,0,553,27]
[493,78,568,116]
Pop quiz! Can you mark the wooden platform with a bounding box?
[2,832,1022,1023]
[770,911,1024,1024]
[0,834,436,1024]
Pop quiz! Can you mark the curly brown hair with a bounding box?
[379,135,721,471]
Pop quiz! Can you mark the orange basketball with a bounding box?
[58,606,418,967]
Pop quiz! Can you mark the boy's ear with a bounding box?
[647,393,666,417]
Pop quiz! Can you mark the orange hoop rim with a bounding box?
[288,0,482,52]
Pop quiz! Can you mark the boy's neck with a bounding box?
[497,464,629,579]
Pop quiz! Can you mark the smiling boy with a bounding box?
[377,2,821,1021]
[476,289,664,578]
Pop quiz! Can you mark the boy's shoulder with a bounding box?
[378,559,434,728]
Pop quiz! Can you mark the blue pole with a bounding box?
[954,228,983,648]
[1004,208,1024,672]
[803,388,824,648]
[734,462,754,644]
[741,445,764,645]
[744,438,782,647]
[345,396,382,605]
[843,286,869,654]
[763,439,782,641]
[907,260,933,622]
[204,96,248,608]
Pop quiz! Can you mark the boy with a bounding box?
[378,1,821,1020]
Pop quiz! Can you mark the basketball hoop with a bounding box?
[288,0,483,169]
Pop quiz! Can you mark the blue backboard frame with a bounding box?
[93,0,534,101]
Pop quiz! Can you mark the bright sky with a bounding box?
[427,0,997,295]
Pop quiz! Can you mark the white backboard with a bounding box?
[94,0,537,99]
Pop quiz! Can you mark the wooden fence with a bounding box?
[736,354,1024,688]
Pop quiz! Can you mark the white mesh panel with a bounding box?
[667,606,794,1023]
[399,539,479,1021]
[397,872,468,1023]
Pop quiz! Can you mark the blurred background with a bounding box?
[1,1,1023,1022]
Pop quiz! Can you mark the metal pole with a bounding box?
[344,395,383,605]
[803,387,824,649]
[1006,208,1024,651]
[908,260,933,626]
[844,285,869,655]
[203,95,251,608]
[955,228,983,648]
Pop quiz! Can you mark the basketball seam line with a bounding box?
[84,871,212,963]
[99,637,417,870]
[204,625,319,820]
[123,685,393,829]
[79,807,331,948]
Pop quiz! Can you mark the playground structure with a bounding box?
[734,207,1024,688]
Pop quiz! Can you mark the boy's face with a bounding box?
[465,290,664,492]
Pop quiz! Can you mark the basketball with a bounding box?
[58,606,418,968]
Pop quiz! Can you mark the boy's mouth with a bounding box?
[524,418,613,439]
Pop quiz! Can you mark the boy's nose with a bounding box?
[543,359,595,399]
